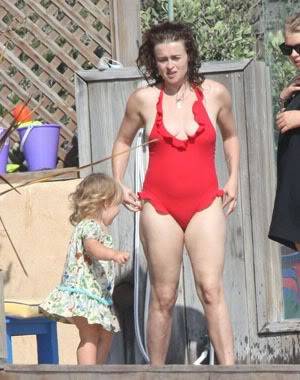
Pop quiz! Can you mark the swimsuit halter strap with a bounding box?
[156,85,164,112]
[192,84,204,101]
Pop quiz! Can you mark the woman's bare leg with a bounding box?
[140,202,184,365]
[184,198,234,365]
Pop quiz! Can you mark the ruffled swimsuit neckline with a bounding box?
[153,84,207,150]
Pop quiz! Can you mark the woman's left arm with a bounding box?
[276,110,300,133]
[216,85,240,216]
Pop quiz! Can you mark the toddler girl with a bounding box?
[40,173,129,364]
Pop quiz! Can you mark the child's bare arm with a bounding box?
[83,239,129,264]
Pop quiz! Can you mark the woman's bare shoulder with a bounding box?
[127,85,160,108]
[131,85,159,99]
[201,79,230,98]
[200,79,228,95]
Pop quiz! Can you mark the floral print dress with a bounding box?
[39,219,120,333]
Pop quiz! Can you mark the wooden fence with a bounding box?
[0,0,140,164]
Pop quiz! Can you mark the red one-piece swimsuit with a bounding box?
[138,85,223,230]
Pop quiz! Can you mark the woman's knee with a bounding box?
[197,282,224,306]
[151,287,178,313]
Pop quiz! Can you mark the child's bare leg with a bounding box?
[73,317,102,365]
[96,327,113,364]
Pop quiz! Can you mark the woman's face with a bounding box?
[154,40,188,86]
[285,32,300,69]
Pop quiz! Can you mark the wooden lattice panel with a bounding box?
[0,0,111,165]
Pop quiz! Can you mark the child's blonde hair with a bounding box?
[285,13,300,35]
[69,173,123,225]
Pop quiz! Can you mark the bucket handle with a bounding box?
[20,125,35,152]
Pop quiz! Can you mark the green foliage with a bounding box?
[264,0,300,34]
[0,104,6,118]
[264,2,300,126]
[140,0,256,61]
[265,30,296,116]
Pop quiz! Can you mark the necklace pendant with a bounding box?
[176,100,182,109]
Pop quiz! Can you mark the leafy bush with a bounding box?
[141,0,300,135]
[265,30,296,117]
[140,0,256,61]
[264,1,300,128]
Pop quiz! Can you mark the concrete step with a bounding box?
[1,364,300,380]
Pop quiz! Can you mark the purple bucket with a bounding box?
[0,127,9,174]
[17,124,61,171]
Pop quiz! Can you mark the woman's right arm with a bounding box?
[112,90,144,211]
[279,75,300,104]
[276,76,300,133]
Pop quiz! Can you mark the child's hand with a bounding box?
[113,251,129,264]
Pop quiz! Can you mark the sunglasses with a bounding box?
[279,42,300,55]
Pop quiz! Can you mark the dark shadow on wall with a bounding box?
[63,135,79,168]
[112,281,208,364]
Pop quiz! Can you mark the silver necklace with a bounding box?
[175,84,187,109]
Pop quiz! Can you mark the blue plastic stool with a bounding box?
[5,316,59,364]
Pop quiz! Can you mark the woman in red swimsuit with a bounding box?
[112,22,239,365]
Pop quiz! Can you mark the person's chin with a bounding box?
[166,77,186,87]
[102,219,112,226]
[291,59,300,68]
[165,73,177,81]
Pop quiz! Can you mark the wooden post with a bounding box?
[75,75,92,178]
[110,0,141,66]
[0,271,6,363]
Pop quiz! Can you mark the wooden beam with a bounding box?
[0,168,78,184]
[75,75,92,178]
[110,0,141,66]
[76,60,253,83]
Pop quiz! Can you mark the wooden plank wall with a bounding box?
[76,69,145,364]
[75,61,300,365]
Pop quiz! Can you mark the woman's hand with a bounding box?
[280,77,300,102]
[276,110,300,133]
[222,178,238,216]
[121,184,141,212]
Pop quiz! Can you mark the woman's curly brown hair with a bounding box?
[137,21,204,86]
[69,173,123,225]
